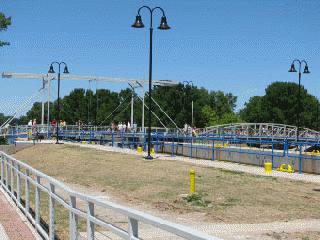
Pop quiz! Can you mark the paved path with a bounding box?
[0,188,39,240]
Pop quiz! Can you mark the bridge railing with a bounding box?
[0,151,218,240]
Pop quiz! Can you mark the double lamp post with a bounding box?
[132,6,170,159]
[288,59,310,142]
[48,61,69,144]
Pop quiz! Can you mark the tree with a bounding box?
[202,105,242,127]
[240,82,319,129]
[17,84,240,128]
[151,84,237,128]
[0,12,11,47]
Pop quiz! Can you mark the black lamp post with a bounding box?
[48,62,69,144]
[132,6,170,160]
[288,59,310,142]
[183,81,194,127]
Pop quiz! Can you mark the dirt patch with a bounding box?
[265,231,320,240]
[0,143,34,155]
[12,144,320,225]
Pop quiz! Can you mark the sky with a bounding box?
[0,0,319,116]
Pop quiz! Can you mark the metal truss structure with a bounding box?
[201,123,320,141]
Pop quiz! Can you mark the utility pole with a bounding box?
[192,100,194,127]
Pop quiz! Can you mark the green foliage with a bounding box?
[202,105,242,126]
[184,193,211,207]
[13,84,237,128]
[240,82,320,129]
[151,84,237,128]
[0,12,11,47]
[0,137,7,145]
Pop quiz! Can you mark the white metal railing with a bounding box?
[0,151,219,240]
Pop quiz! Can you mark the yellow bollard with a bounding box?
[28,130,32,140]
[189,169,195,194]
[264,162,272,174]
[151,148,155,155]
[137,146,142,153]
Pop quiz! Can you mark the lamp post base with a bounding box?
[144,155,153,160]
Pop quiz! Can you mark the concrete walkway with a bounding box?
[0,188,40,240]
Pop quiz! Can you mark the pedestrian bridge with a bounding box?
[201,123,320,141]
[1,122,320,142]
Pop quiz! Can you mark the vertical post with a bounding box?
[191,100,194,127]
[297,72,301,142]
[131,89,134,127]
[189,169,195,194]
[49,183,55,240]
[147,26,153,159]
[212,140,215,161]
[156,133,159,153]
[128,218,138,239]
[299,144,302,174]
[41,80,45,125]
[10,159,14,196]
[69,195,78,240]
[35,176,41,226]
[56,70,61,144]
[141,86,145,133]
[47,78,51,138]
[190,136,193,158]
[87,202,95,240]
[5,157,9,187]
[121,131,124,148]
[0,155,4,185]
[271,142,274,169]
[171,135,174,157]
[25,169,30,215]
[16,165,21,205]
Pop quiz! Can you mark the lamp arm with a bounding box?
[152,7,166,16]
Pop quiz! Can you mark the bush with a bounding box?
[0,137,7,145]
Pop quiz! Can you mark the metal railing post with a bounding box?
[190,136,193,158]
[25,169,30,215]
[35,176,41,226]
[0,154,3,185]
[299,144,302,174]
[16,165,21,204]
[5,156,9,187]
[10,159,14,196]
[171,135,174,156]
[271,143,274,168]
[49,183,55,240]
[212,140,215,161]
[86,201,95,240]
[128,217,138,239]
[69,195,78,240]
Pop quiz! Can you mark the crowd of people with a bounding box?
[111,121,136,132]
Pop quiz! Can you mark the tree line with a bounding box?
[2,81,320,130]
[3,84,239,128]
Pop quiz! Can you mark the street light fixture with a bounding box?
[288,59,310,142]
[48,61,69,144]
[132,6,171,160]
